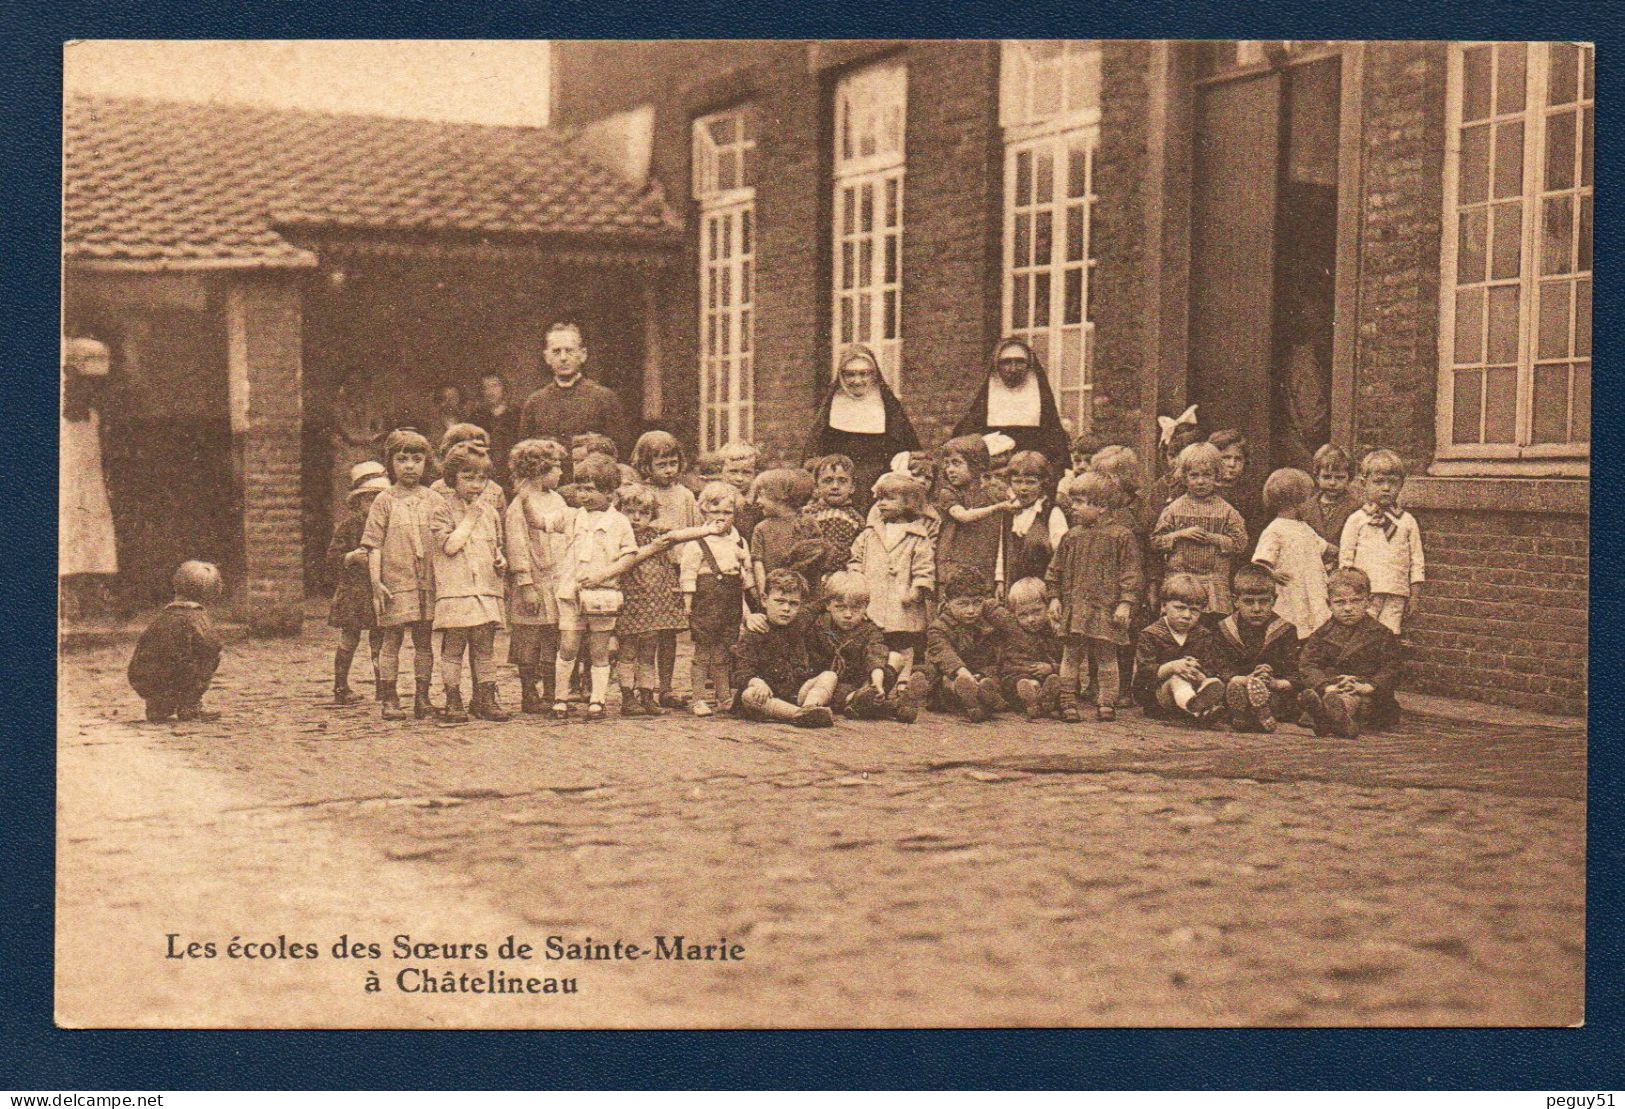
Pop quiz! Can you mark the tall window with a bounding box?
[1440,42,1592,461]
[1000,41,1101,436]
[833,60,907,390]
[694,107,757,450]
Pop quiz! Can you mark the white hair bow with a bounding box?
[1156,404,1200,447]
[981,432,1016,458]
[889,451,914,476]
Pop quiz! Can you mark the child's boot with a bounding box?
[951,672,987,722]
[1041,674,1064,715]
[333,651,359,705]
[1014,678,1044,720]
[638,688,665,715]
[175,701,222,722]
[1186,676,1226,719]
[791,704,835,728]
[620,686,645,717]
[440,687,468,725]
[1057,685,1082,723]
[413,678,437,720]
[1320,690,1361,738]
[890,680,920,723]
[380,681,408,720]
[476,682,511,722]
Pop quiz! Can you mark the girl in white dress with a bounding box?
[1251,468,1336,639]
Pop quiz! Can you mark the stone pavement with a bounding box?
[56,627,1586,1028]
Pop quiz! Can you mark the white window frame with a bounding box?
[694,107,757,451]
[832,59,907,392]
[1438,41,1592,468]
[1000,40,1101,438]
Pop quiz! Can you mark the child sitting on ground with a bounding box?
[504,438,568,714]
[1152,441,1249,619]
[1251,467,1336,639]
[919,567,1007,723]
[128,560,224,723]
[429,442,510,724]
[732,569,837,728]
[364,428,441,720]
[1048,471,1142,722]
[1299,568,1407,737]
[998,576,1064,721]
[803,454,866,585]
[808,570,916,722]
[1212,562,1304,733]
[1339,449,1425,636]
[327,462,388,705]
[681,481,757,717]
[1133,572,1226,723]
[848,470,936,685]
[1310,444,1360,546]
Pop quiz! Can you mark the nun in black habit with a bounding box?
[806,344,921,512]
[952,337,1071,472]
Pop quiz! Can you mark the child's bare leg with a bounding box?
[536,626,559,701]
[888,646,915,685]
[554,628,582,709]
[377,626,407,717]
[409,622,435,687]
[617,633,646,697]
[366,628,382,683]
[334,627,362,700]
[439,627,468,696]
[799,670,839,708]
[1057,642,1083,720]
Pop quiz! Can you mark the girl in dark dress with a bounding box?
[807,344,921,514]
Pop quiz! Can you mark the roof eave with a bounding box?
[65,252,321,274]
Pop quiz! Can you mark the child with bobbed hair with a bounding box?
[430,442,509,723]
[936,434,1019,595]
[1310,444,1359,545]
[749,467,828,597]
[1004,449,1069,585]
[363,428,441,720]
[504,438,568,713]
[630,429,701,706]
[433,423,507,510]
[128,560,225,722]
[920,567,1007,722]
[1091,444,1151,705]
[1048,470,1142,721]
[1208,427,1256,531]
[803,454,866,584]
[1252,467,1335,638]
[1152,441,1249,618]
[849,470,936,683]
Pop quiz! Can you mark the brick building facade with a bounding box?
[552,40,1590,715]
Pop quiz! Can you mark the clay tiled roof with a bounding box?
[65,95,679,268]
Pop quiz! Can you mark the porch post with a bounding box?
[226,277,305,636]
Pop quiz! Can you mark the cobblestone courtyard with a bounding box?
[56,625,1585,1028]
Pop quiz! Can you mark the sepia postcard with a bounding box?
[57,38,1589,1029]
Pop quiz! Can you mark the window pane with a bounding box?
[1483,366,1518,442]
[1495,43,1526,113]
[1541,195,1575,275]
[1454,286,1484,363]
[1575,279,1591,356]
[1068,140,1087,198]
[1016,149,1032,206]
[1487,285,1520,363]
[1545,110,1576,190]
[885,177,900,228]
[1035,148,1054,202]
[717,151,738,192]
[859,239,873,286]
[1067,206,1085,262]
[740,308,751,352]
[1538,280,1572,359]
[1493,121,1523,199]
[1452,369,1483,443]
[857,292,871,341]
[884,236,898,283]
[741,208,753,255]
[841,186,855,233]
[1013,274,1030,328]
[1490,202,1521,280]
[1034,272,1051,327]
[1531,364,1570,443]
[1458,125,1490,204]
[720,266,731,307]
[1015,213,1031,267]
[860,184,874,234]
[1035,210,1053,264]
[741,145,756,189]
[1462,45,1492,122]
[884,289,898,340]
[841,241,854,289]
[1549,42,1579,105]
[1457,207,1487,283]
[1572,360,1590,441]
[840,297,852,343]
[1064,267,1083,324]
[1063,329,1084,385]
[719,314,730,354]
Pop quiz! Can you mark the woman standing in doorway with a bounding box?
[60,337,120,620]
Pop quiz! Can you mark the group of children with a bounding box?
[129,407,1425,741]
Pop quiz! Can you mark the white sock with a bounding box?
[590,665,611,705]
[553,659,574,702]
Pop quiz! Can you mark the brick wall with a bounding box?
[231,278,305,636]
[1353,42,1587,716]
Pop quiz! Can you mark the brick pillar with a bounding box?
[227,278,305,636]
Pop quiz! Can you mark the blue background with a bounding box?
[5,0,1619,1089]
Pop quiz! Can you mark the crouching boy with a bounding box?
[1133,572,1225,722]
[1298,568,1406,738]
[128,560,225,722]
[732,569,838,728]
[809,571,918,722]
[918,567,1006,722]
[1213,562,1304,732]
